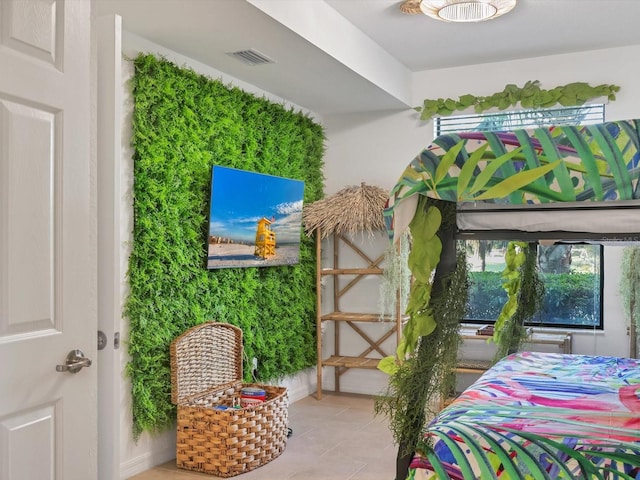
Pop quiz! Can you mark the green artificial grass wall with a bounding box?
[127,54,325,438]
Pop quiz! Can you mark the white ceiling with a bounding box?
[95,0,640,116]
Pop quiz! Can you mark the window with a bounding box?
[435,104,605,136]
[463,241,603,330]
[440,106,606,330]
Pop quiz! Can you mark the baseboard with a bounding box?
[119,446,175,480]
[281,367,317,403]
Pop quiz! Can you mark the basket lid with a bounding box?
[170,322,243,404]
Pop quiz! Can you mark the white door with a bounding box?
[0,1,96,479]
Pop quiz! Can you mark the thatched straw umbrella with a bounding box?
[303,183,389,238]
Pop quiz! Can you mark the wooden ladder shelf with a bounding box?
[316,229,403,399]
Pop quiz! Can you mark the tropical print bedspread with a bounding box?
[409,352,640,480]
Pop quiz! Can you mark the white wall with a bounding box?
[323,45,640,193]
[575,245,628,357]
[322,109,430,195]
[411,46,640,124]
[320,45,640,395]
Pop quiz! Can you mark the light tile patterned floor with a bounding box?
[128,392,398,480]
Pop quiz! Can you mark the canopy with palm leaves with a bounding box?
[385,119,640,241]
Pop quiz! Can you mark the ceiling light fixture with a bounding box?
[419,0,516,22]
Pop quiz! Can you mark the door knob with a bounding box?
[56,349,92,373]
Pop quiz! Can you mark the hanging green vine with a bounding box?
[378,230,411,323]
[375,198,466,459]
[492,241,545,361]
[378,196,443,374]
[415,80,620,122]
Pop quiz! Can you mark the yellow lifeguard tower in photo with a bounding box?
[254,217,276,259]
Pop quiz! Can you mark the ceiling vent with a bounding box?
[227,49,275,66]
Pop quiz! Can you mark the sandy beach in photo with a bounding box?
[207,243,300,269]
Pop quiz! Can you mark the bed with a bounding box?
[382,118,640,480]
[408,351,640,479]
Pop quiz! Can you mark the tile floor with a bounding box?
[128,392,398,480]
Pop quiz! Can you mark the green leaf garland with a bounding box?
[492,241,544,361]
[415,81,620,122]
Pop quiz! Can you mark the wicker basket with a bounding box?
[170,322,288,477]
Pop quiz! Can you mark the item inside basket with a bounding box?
[185,384,276,410]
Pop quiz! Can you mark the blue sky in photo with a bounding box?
[208,166,305,244]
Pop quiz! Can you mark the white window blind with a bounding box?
[435,104,605,136]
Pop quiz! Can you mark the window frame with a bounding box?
[461,241,604,331]
[437,105,607,331]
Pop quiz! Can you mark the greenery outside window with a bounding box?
[463,241,603,330]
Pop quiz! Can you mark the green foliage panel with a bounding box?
[127,54,325,437]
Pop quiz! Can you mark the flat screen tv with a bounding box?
[207,166,305,269]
